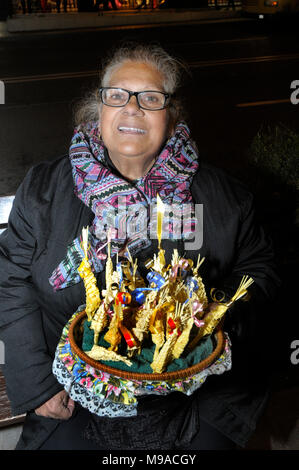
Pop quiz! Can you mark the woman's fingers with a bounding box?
[65,396,75,415]
[35,390,75,420]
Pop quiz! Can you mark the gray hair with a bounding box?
[73,44,187,131]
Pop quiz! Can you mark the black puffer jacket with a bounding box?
[0,155,280,449]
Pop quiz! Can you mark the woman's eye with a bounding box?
[144,94,158,102]
[111,93,123,100]
[105,90,126,101]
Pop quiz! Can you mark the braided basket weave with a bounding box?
[68,309,226,382]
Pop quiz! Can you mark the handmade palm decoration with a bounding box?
[52,194,253,417]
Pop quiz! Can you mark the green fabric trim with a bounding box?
[82,321,214,374]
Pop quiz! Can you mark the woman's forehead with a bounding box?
[107,61,165,90]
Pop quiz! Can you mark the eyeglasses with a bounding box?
[99,87,170,111]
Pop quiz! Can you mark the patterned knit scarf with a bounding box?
[49,121,199,291]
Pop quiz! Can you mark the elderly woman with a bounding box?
[0,44,279,450]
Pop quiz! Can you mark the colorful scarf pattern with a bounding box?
[49,121,199,291]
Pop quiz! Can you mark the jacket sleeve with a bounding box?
[216,192,281,375]
[218,191,280,299]
[0,168,63,416]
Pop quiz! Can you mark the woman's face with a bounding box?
[99,61,170,166]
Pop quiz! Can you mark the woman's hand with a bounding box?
[35,390,75,420]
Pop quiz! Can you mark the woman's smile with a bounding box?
[117,125,147,135]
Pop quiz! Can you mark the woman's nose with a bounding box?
[122,95,144,115]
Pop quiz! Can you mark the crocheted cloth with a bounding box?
[49,120,199,291]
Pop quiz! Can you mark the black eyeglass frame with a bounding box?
[98,87,171,111]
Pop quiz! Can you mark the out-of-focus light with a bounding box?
[264,0,279,6]
[0,195,15,234]
[259,14,264,18]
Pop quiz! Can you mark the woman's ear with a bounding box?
[98,104,102,137]
[167,111,176,138]
[168,127,175,139]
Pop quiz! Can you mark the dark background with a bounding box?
[1,16,299,193]
[0,10,298,436]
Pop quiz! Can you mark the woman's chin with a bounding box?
[114,145,148,159]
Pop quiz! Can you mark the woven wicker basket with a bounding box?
[69,309,226,382]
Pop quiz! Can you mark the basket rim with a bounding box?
[68,310,226,381]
